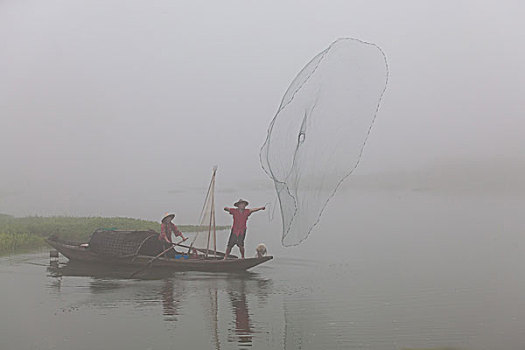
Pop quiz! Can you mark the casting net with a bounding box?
[260,38,388,246]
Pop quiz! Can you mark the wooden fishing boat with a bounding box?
[46,236,272,272]
[45,167,273,273]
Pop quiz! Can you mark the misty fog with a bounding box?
[1,0,524,225]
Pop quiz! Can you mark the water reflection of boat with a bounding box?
[47,260,175,280]
[47,261,277,349]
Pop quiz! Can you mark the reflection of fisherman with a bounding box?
[223,199,265,259]
[228,280,253,345]
[161,278,184,322]
[161,279,177,318]
[160,213,188,244]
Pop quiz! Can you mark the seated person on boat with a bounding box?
[158,213,188,258]
[160,213,188,244]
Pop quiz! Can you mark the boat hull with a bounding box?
[46,238,273,272]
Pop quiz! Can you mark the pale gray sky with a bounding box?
[1,0,524,222]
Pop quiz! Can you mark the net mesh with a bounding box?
[260,38,389,246]
[88,229,162,257]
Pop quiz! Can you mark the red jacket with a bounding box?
[160,222,182,242]
[227,208,252,236]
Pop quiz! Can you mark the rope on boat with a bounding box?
[130,233,157,262]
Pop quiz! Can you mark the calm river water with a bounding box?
[1,191,525,350]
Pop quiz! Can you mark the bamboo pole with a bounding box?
[212,185,217,258]
[211,167,217,258]
[206,208,212,258]
[188,169,213,253]
[205,168,217,258]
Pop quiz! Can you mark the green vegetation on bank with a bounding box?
[0,214,229,255]
[0,233,46,255]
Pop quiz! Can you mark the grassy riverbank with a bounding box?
[0,232,46,255]
[0,214,229,255]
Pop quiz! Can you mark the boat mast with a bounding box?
[212,166,217,258]
[188,166,218,257]
[205,167,217,258]
[212,188,217,257]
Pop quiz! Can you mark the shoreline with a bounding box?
[0,214,229,255]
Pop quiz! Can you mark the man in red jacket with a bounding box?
[223,199,265,259]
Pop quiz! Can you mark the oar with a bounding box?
[129,244,176,278]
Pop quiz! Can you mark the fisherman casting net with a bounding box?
[260,38,388,246]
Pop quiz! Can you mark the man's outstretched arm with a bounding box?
[249,207,266,214]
